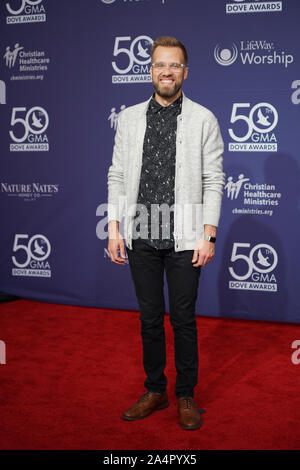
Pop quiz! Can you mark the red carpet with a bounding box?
[0,299,299,450]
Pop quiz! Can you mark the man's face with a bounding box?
[150,46,188,99]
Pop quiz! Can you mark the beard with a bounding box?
[152,76,183,98]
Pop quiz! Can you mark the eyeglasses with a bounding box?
[151,62,186,72]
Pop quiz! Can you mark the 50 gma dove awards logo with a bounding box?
[228,102,279,152]
[226,0,282,14]
[12,234,51,277]
[6,0,46,24]
[112,35,153,84]
[9,106,49,151]
[229,242,278,292]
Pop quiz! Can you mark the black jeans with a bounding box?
[126,238,201,398]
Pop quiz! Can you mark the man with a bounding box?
[107,36,225,430]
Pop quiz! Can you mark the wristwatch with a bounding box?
[203,234,216,243]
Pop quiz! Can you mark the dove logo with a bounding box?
[9,106,49,152]
[112,35,153,84]
[0,340,6,365]
[226,1,282,14]
[0,80,6,104]
[6,0,46,24]
[12,234,51,277]
[137,41,149,59]
[31,111,44,129]
[256,108,270,127]
[291,80,300,105]
[228,102,278,152]
[229,242,278,292]
[214,44,238,66]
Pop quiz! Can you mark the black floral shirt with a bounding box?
[133,93,182,249]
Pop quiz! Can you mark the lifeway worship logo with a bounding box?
[112,35,153,84]
[4,43,50,81]
[225,174,281,217]
[214,40,293,68]
[108,105,126,130]
[226,0,282,14]
[12,234,51,278]
[228,102,278,152]
[229,242,278,292]
[6,0,46,24]
[1,182,59,202]
[9,106,49,152]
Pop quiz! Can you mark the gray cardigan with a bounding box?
[107,92,225,252]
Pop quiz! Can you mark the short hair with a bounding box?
[151,36,188,65]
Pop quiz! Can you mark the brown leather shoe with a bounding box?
[178,397,203,430]
[122,390,169,421]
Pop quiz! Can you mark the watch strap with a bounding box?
[203,234,216,243]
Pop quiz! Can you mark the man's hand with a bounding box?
[108,221,126,265]
[192,238,215,267]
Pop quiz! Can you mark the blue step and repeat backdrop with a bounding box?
[0,0,299,323]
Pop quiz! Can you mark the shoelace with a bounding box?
[138,391,152,402]
[180,398,206,414]
[182,397,192,409]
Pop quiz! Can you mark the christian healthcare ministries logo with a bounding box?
[228,102,278,152]
[225,174,281,217]
[214,40,293,68]
[12,234,51,277]
[9,106,49,151]
[226,0,282,14]
[4,43,50,81]
[108,105,126,130]
[6,0,46,24]
[112,35,153,84]
[229,242,278,292]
